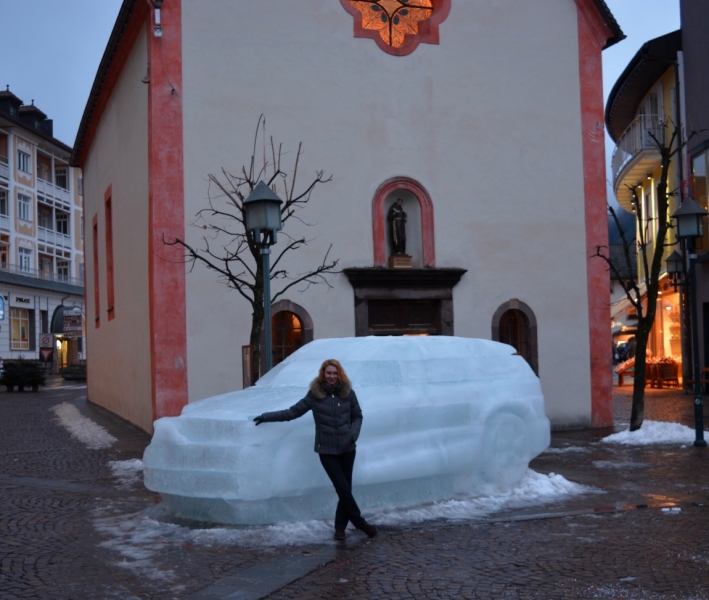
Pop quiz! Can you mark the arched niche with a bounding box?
[372,177,435,267]
[258,299,315,375]
[491,299,539,376]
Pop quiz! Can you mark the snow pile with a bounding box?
[602,420,705,446]
[373,470,596,525]
[109,459,144,489]
[95,470,593,561]
[51,403,117,449]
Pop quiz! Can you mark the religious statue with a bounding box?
[388,198,407,255]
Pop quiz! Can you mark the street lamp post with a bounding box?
[669,197,709,447]
[244,181,283,375]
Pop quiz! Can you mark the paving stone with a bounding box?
[2,380,709,598]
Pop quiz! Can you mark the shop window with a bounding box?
[11,308,30,350]
[271,311,303,366]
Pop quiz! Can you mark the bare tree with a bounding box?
[595,121,695,430]
[166,121,339,382]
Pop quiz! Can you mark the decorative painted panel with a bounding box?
[341,0,450,56]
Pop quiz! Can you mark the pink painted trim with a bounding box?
[372,177,435,267]
[92,214,100,328]
[148,1,188,422]
[340,0,451,57]
[576,0,614,427]
[104,186,115,321]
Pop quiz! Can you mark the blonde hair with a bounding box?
[317,359,351,387]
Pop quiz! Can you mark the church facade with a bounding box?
[72,0,623,433]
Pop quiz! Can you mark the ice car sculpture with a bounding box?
[143,337,550,524]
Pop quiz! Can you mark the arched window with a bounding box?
[271,311,303,366]
[499,309,530,362]
[492,300,538,375]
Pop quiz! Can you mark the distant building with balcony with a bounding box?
[0,87,84,367]
[680,0,709,373]
[606,29,688,378]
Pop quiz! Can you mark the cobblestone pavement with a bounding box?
[1,379,708,599]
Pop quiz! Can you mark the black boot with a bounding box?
[334,528,346,541]
[360,522,377,538]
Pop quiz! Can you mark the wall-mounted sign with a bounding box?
[12,296,31,306]
[63,307,83,338]
[0,296,4,321]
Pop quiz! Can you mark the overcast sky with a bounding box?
[0,0,680,188]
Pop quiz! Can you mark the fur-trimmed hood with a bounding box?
[309,378,352,400]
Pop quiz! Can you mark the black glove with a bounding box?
[253,415,265,426]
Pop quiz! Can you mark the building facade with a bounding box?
[73,0,623,433]
[0,89,85,368]
[605,31,684,375]
[607,0,709,383]
[680,0,709,374]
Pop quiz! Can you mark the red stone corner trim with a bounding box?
[148,0,188,424]
[341,0,451,56]
[576,0,615,427]
[373,177,435,267]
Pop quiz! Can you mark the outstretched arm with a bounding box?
[254,395,312,425]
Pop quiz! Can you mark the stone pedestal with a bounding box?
[388,255,413,268]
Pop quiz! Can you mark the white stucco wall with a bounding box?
[181,0,592,427]
[83,26,152,432]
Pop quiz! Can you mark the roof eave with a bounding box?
[591,0,626,49]
[605,30,682,142]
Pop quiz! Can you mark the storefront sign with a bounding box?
[11,296,31,306]
[0,296,4,321]
[63,310,83,338]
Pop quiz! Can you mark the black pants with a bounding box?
[319,450,367,530]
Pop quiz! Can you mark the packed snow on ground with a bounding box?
[602,420,706,446]
[51,403,117,449]
[593,460,649,470]
[109,459,144,489]
[94,469,595,573]
[542,446,590,454]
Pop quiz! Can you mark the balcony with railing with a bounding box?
[0,213,10,233]
[36,176,71,205]
[0,262,83,288]
[612,115,665,210]
[38,225,72,249]
[0,157,8,180]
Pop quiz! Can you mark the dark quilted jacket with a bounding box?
[260,379,363,455]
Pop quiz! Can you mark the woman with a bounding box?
[253,359,377,541]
